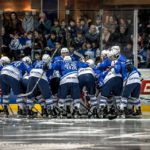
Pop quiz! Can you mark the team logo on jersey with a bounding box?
[141,80,150,95]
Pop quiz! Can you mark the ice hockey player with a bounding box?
[0,57,4,71]
[98,46,123,118]
[120,59,142,118]
[26,54,53,118]
[96,50,111,71]
[0,56,31,116]
[51,47,75,110]
[78,59,97,118]
[21,56,32,93]
[52,55,88,118]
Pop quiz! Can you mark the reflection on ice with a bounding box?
[0,118,150,150]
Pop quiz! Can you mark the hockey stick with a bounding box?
[18,48,59,98]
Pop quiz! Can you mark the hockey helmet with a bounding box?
[86,59,95,67]
[22,56,32,64]
[0,56,10,65]
[63,56,72,61]
[101,50,109,57]
[42,54,51,63]
[61,47,69,53]
[111,46,120,57]
[125,59,133,72]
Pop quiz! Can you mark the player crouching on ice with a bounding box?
[52,54,88,118]
[26,54,56,118]
[0,56,32,117]
[78,59,98,118]
[97,46,123,118]
[120,59,142,118]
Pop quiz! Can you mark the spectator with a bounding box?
[1,27,11,57]
[146,47,150,68]
[22,32,33,56]
[85,25,100,44]
[22,12,34,33]
[108,25,120,47]
[33,30,46,51]
[52,40,62,57]
[95,16,102,33]
[82,41,97,61]
[118,26,131,47]
[68,19,77,39]
[8,12,23,34]
[77,18,89,35]
[122,42,133,59]
[102,27,111,49]
[9,32,22,60]
[92,42,100,58]
[51,19,61,37]
[71,31,86,50]
[1,13,9,33]
[126,18,133,35]
[146,19,150,35]
[119,18,127,29]
[138,44,147,67]
[36,12,51,35]
[104,15,117,32]
[59,20,67,47]
[47,31,57,50]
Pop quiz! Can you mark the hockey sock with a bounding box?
[52,95,58,107]
[114,96,121,108]
[89,95,97,109]
[99,96,108,108]
[16,98,25,110]
[127,98,134,110]
[26,99,34,110]
[73,99,81,109]
[120,97,128,110]
[65,95,72,106]
[45,98,53,108]
[58,99,65,108]
[131,97,141,110]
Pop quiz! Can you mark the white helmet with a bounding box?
[0,56,10,65]
[111,45,120,51]
[111,46,120,57]
[22,56,32,64]
[42,54,51,63]
[86,59,95,67]
[63,56,72,61]
[61,47,69,53]
[101,50,109,57]
[107,50,114,59]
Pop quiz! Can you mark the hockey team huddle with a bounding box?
[0,46,142,119]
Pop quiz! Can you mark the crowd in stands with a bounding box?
[1,11,150,68]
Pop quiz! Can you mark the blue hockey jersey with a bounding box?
[97,57,111,71]
[30,60,52,81]
[1,61,32,80]
[52,59,87,85]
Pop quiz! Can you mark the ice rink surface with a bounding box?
[0,115,150,150]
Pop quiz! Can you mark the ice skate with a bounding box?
[26,106,37,119]
[72,106,81,119]
[132,106,142,118]
[97,106,108,118]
